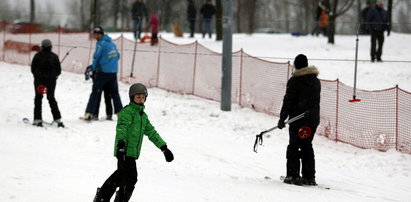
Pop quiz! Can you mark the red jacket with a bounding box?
[146,14,159,34]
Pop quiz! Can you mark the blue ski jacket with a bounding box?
[91,34,120,73]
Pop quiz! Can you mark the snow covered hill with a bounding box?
[1,32,411,202]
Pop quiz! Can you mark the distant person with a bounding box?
[84,26,123,121]
[31,39,64,127]
[277,54,321,186]
[366,2,389,62]
[93,83,174,202]
[360,1,372,35]
[145,14,160,46]
[200,0,216,39]
[311,1,327,36]
[131,0,148,39]
[187,0,197,38]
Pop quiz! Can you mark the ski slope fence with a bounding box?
[1,31,410,154]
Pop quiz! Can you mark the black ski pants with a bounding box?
[85,73,122,115]
[286,124,317,179]
[33,77,61,121]
[370,30,385,61]
[93,77,113,117]
[98,157,138,202]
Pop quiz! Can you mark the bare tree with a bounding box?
[30,0,35,23]
[326,0,355,44]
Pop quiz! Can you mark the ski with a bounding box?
[278,176,330,190]
[22,117,65,128]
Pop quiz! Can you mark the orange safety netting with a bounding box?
[1,31,410,154]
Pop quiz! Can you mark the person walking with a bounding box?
[131,0,148,39]
[84,26,123,121]
[200,0,216,39]
[93,83,174,202]
[31,39,64,127]
[366,2,389,62]
[277,54,321,186]
[187,0,197,38]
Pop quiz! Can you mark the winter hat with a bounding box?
[294,54,308,69]
[92,26,104,35]
[41,39,52,49]
[129,83,148,100]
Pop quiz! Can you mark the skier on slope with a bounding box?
[31,39,64,127]
[277,54,321,186]
[93,83,174,202]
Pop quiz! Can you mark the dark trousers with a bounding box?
[34,77,61,120]
[189,19,195,37]
[86,73,122,115]
[201,18,212,38]
[286,124,317,179]
[370,30,384,61]
[95,80,113,117]
[133,18,142,39]
[98,157,138,202]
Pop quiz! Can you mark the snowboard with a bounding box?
[273,176,330,190]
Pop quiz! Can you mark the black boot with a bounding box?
[283,176,303,186]
[301,177,317,186]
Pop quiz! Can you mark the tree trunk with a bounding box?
[236,0,242,33]
[113,0,119,30]
[215,0,223,40]
[246,0,257,34]
[387,0,393,35]
[30,0,35,23]
[327,0,337,44]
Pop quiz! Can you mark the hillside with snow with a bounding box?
[1,32,411,202]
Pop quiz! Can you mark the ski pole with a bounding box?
[253,111,309,153]
[60,46,77,64]
[130,18,142,78]
[349,23,361,102]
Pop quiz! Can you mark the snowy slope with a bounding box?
[1,32,411,202]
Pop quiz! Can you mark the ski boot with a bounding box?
[32,119,43,127]
[301,177,317,186]
[283,176,303,186]
[53,119,65,128]
[93,187,102,202]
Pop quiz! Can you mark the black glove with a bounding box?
[160,145,174,162]
[116,140,126,162]
[277,119,286,129]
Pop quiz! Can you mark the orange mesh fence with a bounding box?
[1,31,410,154]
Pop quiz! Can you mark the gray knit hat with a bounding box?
[129,83,148,100]
[41,39,52,49]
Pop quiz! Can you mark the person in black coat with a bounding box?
[187,0,197,38]
[365,2,389,62]
[277,54,320,186]
[131,0,148,39]
[31,39,64,127]
[200,0,216,38]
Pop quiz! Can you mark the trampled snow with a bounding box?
[1,32,410,202]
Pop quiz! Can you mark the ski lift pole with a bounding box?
[350,23,361,102]
[130,18,142,78]
[253,111,309,153]
[60,46,77,64]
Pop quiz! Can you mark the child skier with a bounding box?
[93,83,174,202]
[145,14,160,46]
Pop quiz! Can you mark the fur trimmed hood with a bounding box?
[292,66,319,77]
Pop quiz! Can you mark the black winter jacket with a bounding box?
[200,4,215,19]
[280,66,321,126]
[31,49,61,79]
[131,2,148,20]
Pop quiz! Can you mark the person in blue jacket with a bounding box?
[84,26,123,121]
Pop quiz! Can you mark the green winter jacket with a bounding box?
[114,102,166,159]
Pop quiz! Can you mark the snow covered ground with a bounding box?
[1,32,411,202]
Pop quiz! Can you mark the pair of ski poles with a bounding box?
[253,111,309,153]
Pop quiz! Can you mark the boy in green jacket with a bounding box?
[93,83,174,202]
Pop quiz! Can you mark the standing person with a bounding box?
[85,65,113,120]
[31,39,64,128]
[93,83,174,202]
[311,1,327,36]
[145,14,160,46]
[366,2,389,62]
[200,0,216,39]
[277,54,321,186]
[131,0,148,39]
[84,26,123,121]
[187,0,197,38]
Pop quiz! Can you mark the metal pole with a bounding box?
[350,23,361,102]
[221,0,233,111]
